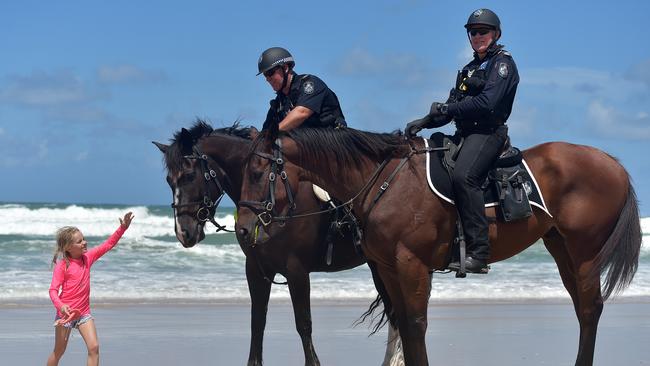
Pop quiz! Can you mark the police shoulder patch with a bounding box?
[303,81,315,95]
[498,62,509,78]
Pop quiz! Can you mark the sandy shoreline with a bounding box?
[3,300,649,365]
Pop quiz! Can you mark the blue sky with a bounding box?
[1,1,649,215]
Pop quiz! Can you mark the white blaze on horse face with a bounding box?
[174,186,182,235]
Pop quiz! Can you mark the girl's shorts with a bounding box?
[54,313,93,329]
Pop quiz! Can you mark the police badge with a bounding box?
[498,62,508,78]
[303,81,315,95]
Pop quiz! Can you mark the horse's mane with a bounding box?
[164,118,252,174]
[285,127,410,175]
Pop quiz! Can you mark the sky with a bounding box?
[1,0,649,215]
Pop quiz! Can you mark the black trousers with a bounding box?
[451,126,508,260]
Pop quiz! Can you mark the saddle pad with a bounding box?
[423,138,552,217]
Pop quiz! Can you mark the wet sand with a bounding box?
[3,300,649,365]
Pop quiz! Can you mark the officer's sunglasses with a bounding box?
[263,67,280,78]
[468,28,492,37]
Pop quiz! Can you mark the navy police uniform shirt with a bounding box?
[264,71,346,129]
[446,45,519,131]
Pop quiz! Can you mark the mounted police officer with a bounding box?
[258,47,346,131]
[405,9,519,273]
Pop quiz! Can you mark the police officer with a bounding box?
[405,9,519,273]
[258,47,346,131]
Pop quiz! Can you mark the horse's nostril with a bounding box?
[182,230,190,239]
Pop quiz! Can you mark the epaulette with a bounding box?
[499,50,512,58]
[290,74,311,94]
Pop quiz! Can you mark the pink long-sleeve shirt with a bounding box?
[49,225,126,317]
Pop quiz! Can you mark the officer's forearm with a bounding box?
[279,106,313,131]
[446,93,491,120]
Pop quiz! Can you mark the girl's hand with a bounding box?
[55,308,81,326]
[60,304,70,316]
[120,212,134,229]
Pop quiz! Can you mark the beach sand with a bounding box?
[3,300,649,365]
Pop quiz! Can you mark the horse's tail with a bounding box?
[590,181,642,300]
[354,262,396,335]
[354,294,388,335]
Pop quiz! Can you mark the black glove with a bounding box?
[428,102,452,128]
[405,115,431,139]
[429,102,445,118]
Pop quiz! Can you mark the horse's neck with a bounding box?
[201,135,249,202]
[294,152,377,203]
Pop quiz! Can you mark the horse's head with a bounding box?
[236,129,303,247]
[154,121,230,247]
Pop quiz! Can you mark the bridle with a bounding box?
[170,145,234,233]
[239,139,297,227]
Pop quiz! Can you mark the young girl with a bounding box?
[46,212,134,366]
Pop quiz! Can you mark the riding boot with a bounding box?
[448,256,488,273]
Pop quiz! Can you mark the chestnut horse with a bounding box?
[236,125,641,366]
[154,121,402,366]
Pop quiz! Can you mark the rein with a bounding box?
[239,138,433,227]
[171,145,235,233]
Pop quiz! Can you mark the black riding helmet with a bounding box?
[464,8,501,31]
[464,8,502,50]
[257,47,295,76]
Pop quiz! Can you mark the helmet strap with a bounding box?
[280,66,290,94]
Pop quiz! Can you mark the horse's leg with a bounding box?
[286,263,320,366]
[245,256,274,366]
[543,229,603,366]
[572,252,604,366]
[383,325,404,366]
[542,228,580,314]
[393,242,431,366]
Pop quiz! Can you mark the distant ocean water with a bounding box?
[1,203,648,304]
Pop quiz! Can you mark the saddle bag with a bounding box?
[490,166,533,222]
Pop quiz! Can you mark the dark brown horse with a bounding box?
[154,121,402,366]
[236,125,642,366]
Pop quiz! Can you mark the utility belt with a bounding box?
[455,118,505,134]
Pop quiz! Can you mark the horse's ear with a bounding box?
[249,127,259,140]
[152,141,168,153]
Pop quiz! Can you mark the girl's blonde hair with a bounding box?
[52,226,80,269]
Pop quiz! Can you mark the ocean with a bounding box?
[1,202,648,304]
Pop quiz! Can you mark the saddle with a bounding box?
[426,132,546,222]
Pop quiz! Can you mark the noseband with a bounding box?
[171,145,234,233]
